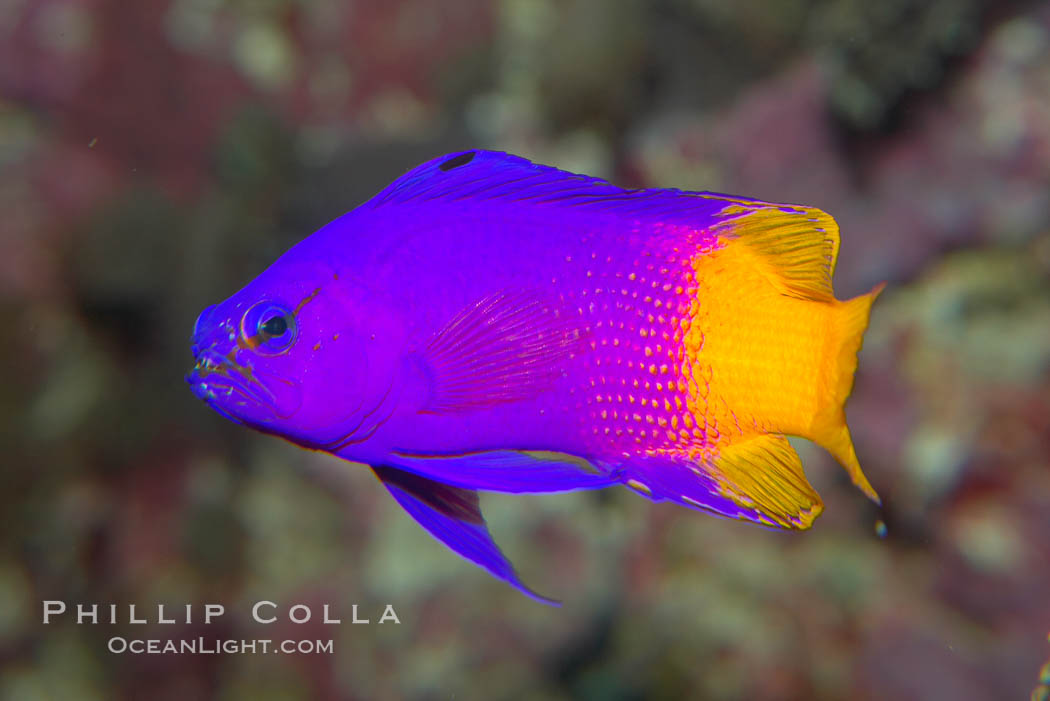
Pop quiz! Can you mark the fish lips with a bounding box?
[187,348,302,423]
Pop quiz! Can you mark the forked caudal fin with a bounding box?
[809,282,885,504]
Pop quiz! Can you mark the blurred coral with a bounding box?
[3,1,1049,699]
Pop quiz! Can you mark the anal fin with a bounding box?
[708,434,824,529]
[371,465,559,605]
[621,434,823,530]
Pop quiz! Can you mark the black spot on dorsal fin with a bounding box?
[439,151,476,171]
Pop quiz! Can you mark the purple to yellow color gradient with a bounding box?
[188,150,882,602]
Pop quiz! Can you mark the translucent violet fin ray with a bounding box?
[372,465,560,606]
[421,289,588,412]
[388,449,615,494]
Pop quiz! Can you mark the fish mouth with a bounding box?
[187,348,300,421]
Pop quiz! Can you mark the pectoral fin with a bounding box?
[421,290,588,412]
[372,465,559,605]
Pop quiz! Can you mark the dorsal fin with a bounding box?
[709,202,841,302]
[365,150,831,243]
[366,150,628,209]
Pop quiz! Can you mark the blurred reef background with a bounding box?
[3,1,1050,699]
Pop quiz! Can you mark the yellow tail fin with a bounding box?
[685,200,884,509]
[810,283,885,504]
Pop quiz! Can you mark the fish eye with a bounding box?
[241,302,297,355]
[260,315,287,336]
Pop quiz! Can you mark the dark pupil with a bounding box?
[260,315,288,336]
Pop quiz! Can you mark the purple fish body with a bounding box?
[188,150,882,603]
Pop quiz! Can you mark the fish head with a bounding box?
[187,259,393,445]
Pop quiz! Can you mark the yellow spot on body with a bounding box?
[626,478,651,495]
[294,287,322,316]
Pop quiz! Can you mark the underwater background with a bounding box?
[3,1,1049,699]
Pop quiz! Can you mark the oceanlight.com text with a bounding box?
[107,637,334,655]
